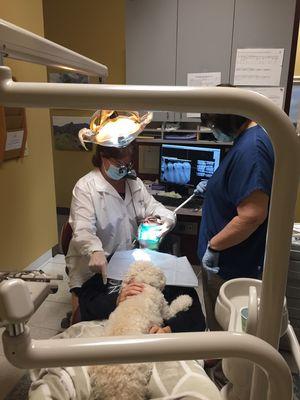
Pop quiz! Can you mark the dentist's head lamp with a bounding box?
[79,110,153,149]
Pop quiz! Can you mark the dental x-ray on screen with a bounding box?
[160,144,221,187]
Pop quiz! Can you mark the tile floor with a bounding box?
[0,255,298,399]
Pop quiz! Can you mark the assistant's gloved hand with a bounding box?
[194,180,208,197]
[88,251,108,284]
[202,245,220,274]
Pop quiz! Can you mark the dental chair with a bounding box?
[60,221,73,258]
[60,221,81,328]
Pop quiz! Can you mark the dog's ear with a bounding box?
[122,276,130,285]
[157,273,166,290]
[123,261,140,284]
[123,271,133,285]
[122,270,132,285]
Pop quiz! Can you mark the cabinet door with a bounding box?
[176,0,235,122]
[126,0,178,121]
[230,0,296,107]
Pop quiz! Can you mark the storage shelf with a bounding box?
[139,125,214,142]
[136,138,232,146]
[143,128,211,133]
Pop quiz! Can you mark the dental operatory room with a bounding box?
[1,1,300,399]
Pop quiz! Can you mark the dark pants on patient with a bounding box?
[77,273,206,333]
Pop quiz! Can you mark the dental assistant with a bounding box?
[66,142,206,333]
[197,113,274,330]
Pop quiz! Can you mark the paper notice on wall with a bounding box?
[5,130,24,151]
[187,72,221,117]
[244,87,285,109]
[187,72,222,87]
[234,48,284,86]
[138,145,160,174]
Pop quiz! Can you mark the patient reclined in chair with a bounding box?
[28,321,222,400]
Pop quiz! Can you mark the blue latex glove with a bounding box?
[194,180,208,197]
[202,245,220,274]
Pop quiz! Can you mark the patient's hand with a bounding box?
[149,325,171,334]
[117,282,144,305]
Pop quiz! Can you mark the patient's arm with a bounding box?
[117,283,144,305]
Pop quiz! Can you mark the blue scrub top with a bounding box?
[197,125,274,280]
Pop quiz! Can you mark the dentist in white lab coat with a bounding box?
[65,142,176,323]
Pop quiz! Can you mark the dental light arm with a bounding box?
[0,279,58,335]
[0,19,108,78]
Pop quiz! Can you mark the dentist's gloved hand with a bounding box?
[88,250,108,284]
[194,180,208,198]
[156,218,175,241]
[202,244,220,274]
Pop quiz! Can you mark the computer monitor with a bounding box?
[159,144,222,190]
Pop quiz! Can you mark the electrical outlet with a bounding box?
[174,222,198,235]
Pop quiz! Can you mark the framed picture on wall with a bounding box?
[52,116,92,151]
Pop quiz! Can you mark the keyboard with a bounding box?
[153,194,202,209]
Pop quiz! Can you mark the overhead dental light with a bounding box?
[78,109,153,148]
[0,19,152,148]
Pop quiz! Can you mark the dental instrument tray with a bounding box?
[0,270,63,283]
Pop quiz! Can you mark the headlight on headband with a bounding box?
[78,110,153,149]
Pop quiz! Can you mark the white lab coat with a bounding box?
[66,169,176,289]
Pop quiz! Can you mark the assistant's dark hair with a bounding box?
[201,114,249,136]
[201,83,250,135]
[92,142,134,168]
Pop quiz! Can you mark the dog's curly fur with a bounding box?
[88,261,193,400]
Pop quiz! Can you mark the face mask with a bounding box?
[105,163,127,180]
[212,128,234,143]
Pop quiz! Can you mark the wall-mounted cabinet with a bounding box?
[126,0,297,121]
[175,0,235,122]
[126,0,177,121]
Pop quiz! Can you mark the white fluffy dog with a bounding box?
[88,260,193,400]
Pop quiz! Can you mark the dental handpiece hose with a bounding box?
[173,193,196,214]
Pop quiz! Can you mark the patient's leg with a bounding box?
[78,274,119,321]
